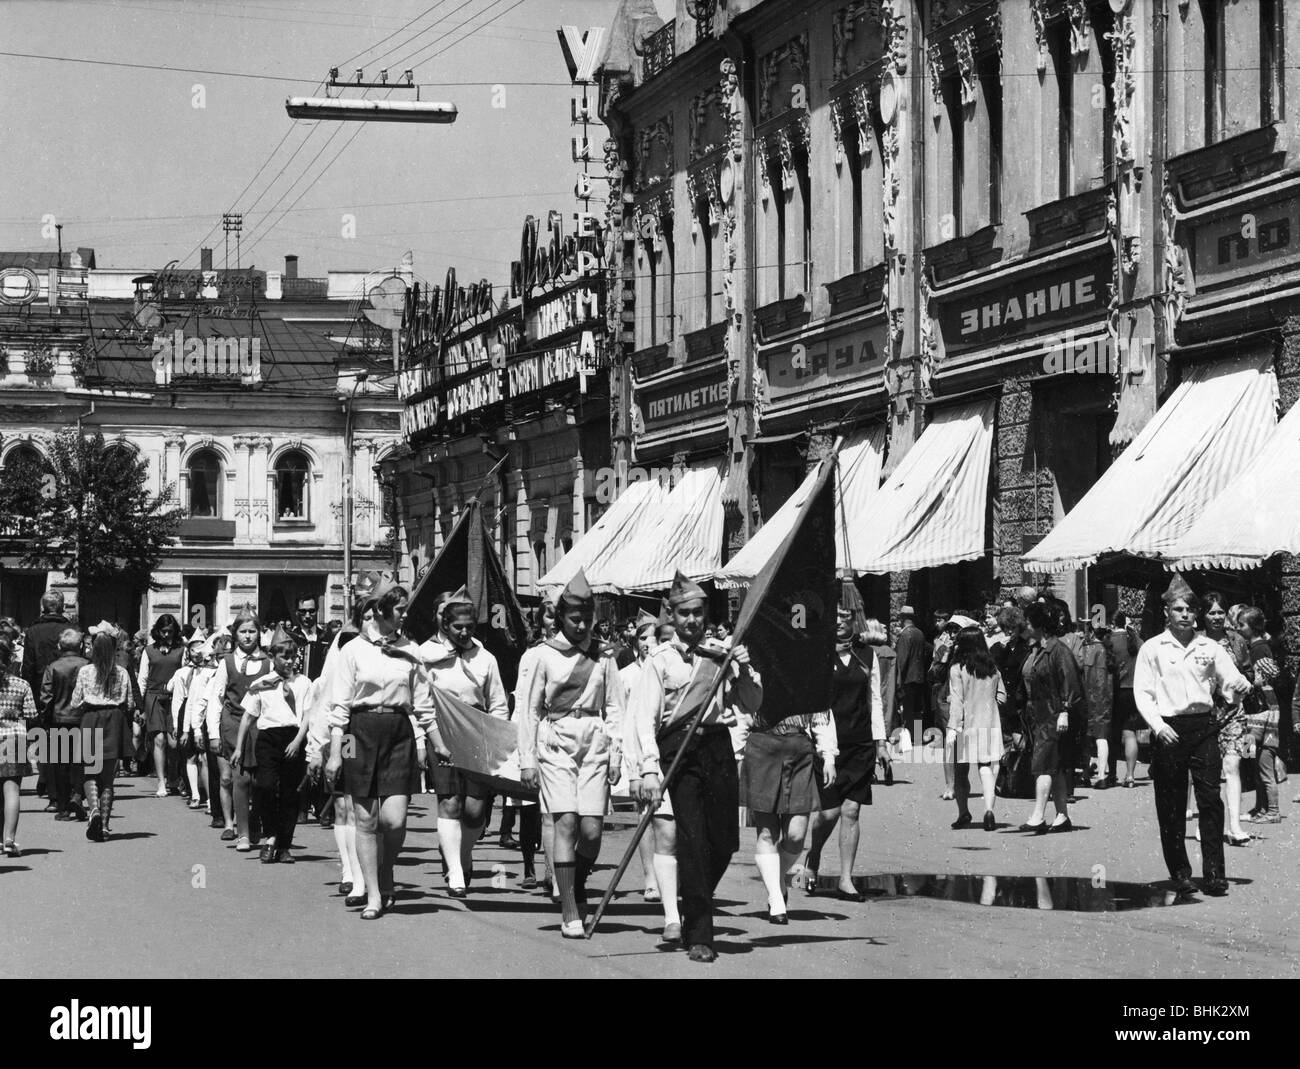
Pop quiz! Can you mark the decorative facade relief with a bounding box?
[757,33,808,124]
[633,115,674,193]
[927,43,945,109]
[881,122,902,255]
[718,57,744,400]
[917,255,939,399]
[1161,173,1188,339]
[952,28,978,106]
[688,85,724,161]
[1065,0,1091,56]
[880,1,908,74]
[1030,0,1049,72]
[1106,14,1137,169]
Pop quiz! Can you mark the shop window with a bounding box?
[187,449,221,518]
[274,449,310,522]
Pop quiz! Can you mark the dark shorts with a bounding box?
[344,708,421,799]
[816,738,874,809]
[741,731,818,815]
[430,763,493,800]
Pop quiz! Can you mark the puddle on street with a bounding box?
[814,874,1191,911]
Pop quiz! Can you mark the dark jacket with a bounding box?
[1021,637,1085,730]
[41,653,90,725]
[22,612,71,694]
[287,626,330,682]
[895,623,926,686]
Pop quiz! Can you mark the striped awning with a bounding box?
[1022,354,1278,574]
[843,399,995,574]
[1165,394,1300,571]
[537,477,668,591]
[715,426,886,588]
[590,461,725,593]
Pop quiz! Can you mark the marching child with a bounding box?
[232,625,311,864]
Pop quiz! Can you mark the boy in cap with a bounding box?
[625,571,763,962]
[518,569,624,937]
[1133,574,1250,896]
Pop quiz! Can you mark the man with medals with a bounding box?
[518,569,625,938]
[625,572,763,963]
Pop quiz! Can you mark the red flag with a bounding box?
[732,451,839,719]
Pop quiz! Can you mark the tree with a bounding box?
[0,429,183,605]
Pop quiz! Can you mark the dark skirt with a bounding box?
[431,763,492,800]
[142,690,173,737]
[816,738,874,809]
[219,708,258,771]
[1028,712,1073,777]
[344,708,421,799]
[741,731,818,815]
[1116,689,1143,732]
[81,705,132,764]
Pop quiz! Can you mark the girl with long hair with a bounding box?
[0,635,37,856]
[948,626,1006,830]
[70,626,135,841]
[168,630,211,811]
[138,614,184,798]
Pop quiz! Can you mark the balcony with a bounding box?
[824,264,887,317]
[642,20,675,81]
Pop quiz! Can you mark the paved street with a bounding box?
[5,749,1297,979]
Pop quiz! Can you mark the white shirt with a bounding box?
[1133,629,1251,735]
[418,635,508,719]
[200,649,270,742]
[516,636,624,772]
[241,672,312,731]
[327,631,434,733]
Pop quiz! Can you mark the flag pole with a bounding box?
[584,652,733,937]
[586,443,843,938]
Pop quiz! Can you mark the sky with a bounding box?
[0,0,674,290]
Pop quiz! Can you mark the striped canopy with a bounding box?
[1023,354,1278,573]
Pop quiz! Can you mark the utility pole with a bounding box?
[342,370,370,616]
[222,213,243,271]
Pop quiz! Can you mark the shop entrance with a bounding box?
[183,576,225,635]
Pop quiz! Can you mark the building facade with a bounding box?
[0,251,401,630]
[596,0,1300,652]
[387,214,611,602]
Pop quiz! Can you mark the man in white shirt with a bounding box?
[1133,574,1250,897]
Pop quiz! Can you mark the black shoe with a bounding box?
[344,893,367,908]
[275,849,294,864]
[1018,821,1046,832]
[209,817,224,829]
[447,886,467,899]
[521,873,538,889]
[339,882,353,896]
[1048,818,1074,833]
[259,844,277,864]
[767,908,789,925]
[983,812,996,831]
[54,811,71,822]
[951,813,973,829]
[1201,877,1229,897]
[319,816,334,830]
[687,944,717,963]
[835,888,866,903]
[1171,876,1198,896]
[498,834,519,850]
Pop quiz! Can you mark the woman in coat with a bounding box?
[1019,602,1083,833]
[948,625,1006,831]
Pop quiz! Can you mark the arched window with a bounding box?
[3,444,45,472]
[188,449,221,518]
[274,449,310,521]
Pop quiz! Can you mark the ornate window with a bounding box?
[188,449,221,518]
[3,443,45,472]
[274,449,311,522]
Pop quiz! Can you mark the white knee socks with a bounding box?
[333,822,353,884]
[438,818,465,888]
[755,852,786,914]
[652,854,680,925]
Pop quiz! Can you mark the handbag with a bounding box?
[995,726,1035,799]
